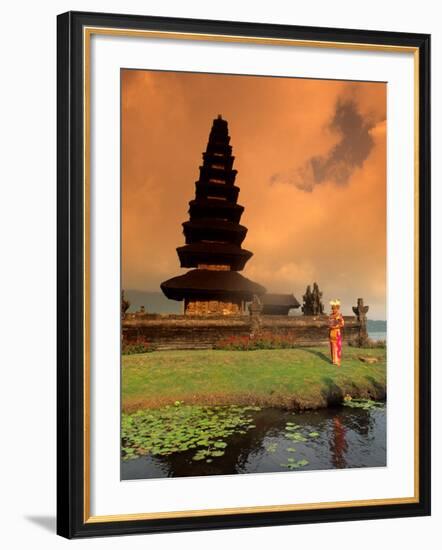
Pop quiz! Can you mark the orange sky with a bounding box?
[122,69,386,319]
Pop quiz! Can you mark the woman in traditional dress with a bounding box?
[328,299,345,367]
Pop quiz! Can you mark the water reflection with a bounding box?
[330,417,347,468]
[122,405,386,480]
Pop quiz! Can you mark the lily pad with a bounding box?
[210,450,225,457]
[342,398,384,410]
[192,455,206,461]
[122,404,256,461]
[265,443,278,453]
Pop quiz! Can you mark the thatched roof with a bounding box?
[188,199,243,223]
[183,219,247,246]
[161,269,266,301]
[195,181,239,202]
[261,293,300,308]
[177,242,253,270]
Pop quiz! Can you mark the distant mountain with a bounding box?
[367,319,387,331]
[124,290,182,314]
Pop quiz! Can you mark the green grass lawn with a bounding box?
[122,345,386,412]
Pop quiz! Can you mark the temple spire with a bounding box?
[161,116,265,315]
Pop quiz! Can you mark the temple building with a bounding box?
[261,293,300,316]
[161,115,266,315]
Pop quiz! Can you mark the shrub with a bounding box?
[122,337,155,355]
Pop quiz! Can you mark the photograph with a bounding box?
[120,69,388,480]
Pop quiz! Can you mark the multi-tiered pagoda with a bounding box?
[161,115,266,315]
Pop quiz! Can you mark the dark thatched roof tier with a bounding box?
[198,166,237,185]
[202,152,235,171]
[195,181,240,202]
[177,242,252,270]
[261,293,301,307]
[161,269,266,301]
[183,219,247,246]
[206,142,232,156]
[261,293,301,315]
[188,198,244,223]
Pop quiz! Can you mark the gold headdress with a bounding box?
[329,299,341,307]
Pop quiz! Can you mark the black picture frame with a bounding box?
[57,10,431,539]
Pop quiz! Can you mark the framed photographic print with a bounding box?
[57,11,431,538]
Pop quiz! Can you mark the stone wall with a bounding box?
[122,313,362,350]
[261,315,360,346]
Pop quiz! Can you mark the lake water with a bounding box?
[122,404,386,480]
[368,331,387,341]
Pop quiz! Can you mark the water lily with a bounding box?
[122,404,256,461]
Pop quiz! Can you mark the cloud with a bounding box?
[272,98,377,191]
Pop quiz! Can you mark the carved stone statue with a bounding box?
[302,285,312,315]
[248,294,263,336]
[302,282,324,316]
[121,290,130,320]
[352,297,369,346]
[136,305,147,317]
[312,283,324,315]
